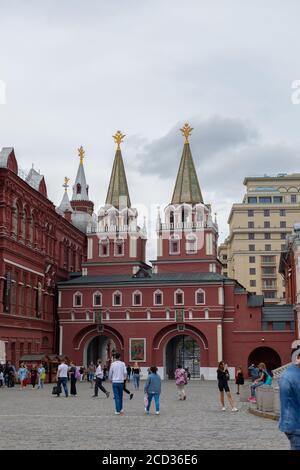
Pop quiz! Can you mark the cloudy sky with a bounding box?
[1,0,300,259]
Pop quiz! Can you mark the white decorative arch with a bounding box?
[73,291,82,307]
[132,290,142,306]
[153,289,163,305]
[174,289,184,305]
[195,288,205,305]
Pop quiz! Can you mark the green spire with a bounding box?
[105,133,131,209]
[171,125,203,204]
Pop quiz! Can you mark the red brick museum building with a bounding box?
[0,126,297,378]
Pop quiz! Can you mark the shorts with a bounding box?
[218,381,230,392]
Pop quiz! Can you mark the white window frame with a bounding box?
[195,288,205,305]
[73,291,82,307]
[113,290,122,306]
[93,291,102,307]
[153,289,163,306]
[114,238,124,257]
[132,290,142,306]
[99,238,109,257]
[169,234,180,255]
[174,289,184,305]
[186,234,197,254]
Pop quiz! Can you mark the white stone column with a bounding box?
[59,325,63,355]
[217,324,223,362]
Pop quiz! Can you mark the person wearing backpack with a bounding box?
[248,362,272,403]
[175,364,188,400]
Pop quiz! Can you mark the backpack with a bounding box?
[264,372,272,385]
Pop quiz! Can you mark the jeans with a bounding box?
[146,392,160,413]
[38,378,44,389]
[58,377,68,396]
[133,374,140,389]
[286,433,300,450]
[251,381,263,397]
[112,382,124,412]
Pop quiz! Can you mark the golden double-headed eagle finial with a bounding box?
[78,146,85,165]
[180,123,193,143]
[63,177,70,192]
[113,130,126,149]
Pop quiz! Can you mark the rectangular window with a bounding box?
[280,221,286,228]
[94,294,101,306]
[248,197,257,204]
[114,294,121,306]
[264,209,270,216]
[248,221,254,228]
[176,293,183,305]
[280,209,286,216]
[265,245,271,251]
[264,221,270,228]
[273,196,283,203]
[259,197,272,204]
[248,210,254,217]
[272,322,286,330]
[249,233,255,240]
[291,195,297,203]
[281,233,286,240]
[250,280,256,287]
[262,266,276,274]
[249,256,256,263]
[75,295,82,306]
[249,268,256,275]
[264,233,271,239]
[196,291,204,304]
[155,293,162,305]
[261,255,275,263]
[249,245,255,251]
[263,291,276,299]
[134,294,141,305]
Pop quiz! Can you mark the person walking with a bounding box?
[235,366,244,394]
[88,363,95,388]
[248,362,272,403]
[144,366,161,415]
[278,352,300,450]
[30,365,38,388]
[56,359,69,397]
[123,379,134,400]
[126,365,132,382]
[37,363,46,389]
[132,362,141,390]
[217,361,238,412]
[108,353,127,415]
[18,363,28,390]
[69,361,77,396]
[79,366,84,382]
[92,360,110,398]
[175,364,187,400]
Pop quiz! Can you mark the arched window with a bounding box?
[195,288,205,305]
[169,234,180,255]
[153,289,163,305]
[174,289,184,305]
[93,291,102,307]
[99,238,109,257]
[132,290,142,306]
[115,238,124,256]
[76,183,81,195]
[113,290,122,306]
[73,291,82,307]
[186,234,197,254]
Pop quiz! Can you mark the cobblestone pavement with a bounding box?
[0,380,288,450]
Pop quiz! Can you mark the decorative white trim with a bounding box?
[59,325,63,355]
[112,290,122,306]
[132,290,142,306]
[58,291,62,308]
[186,233,197,254]
[114,238,125,257]
[3,259,44,277]
[73,291,82,307]
[93,291,102,307]
[155,328,208,350]
[174,288,184,305]
[87,238,93,259]
[195,288,205,305]
[99,238,110,257]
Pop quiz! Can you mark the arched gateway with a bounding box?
[166,335,200,379]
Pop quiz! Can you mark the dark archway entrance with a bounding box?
[86,336,116,367]
[165,335,200,379]
[248,347,281,372]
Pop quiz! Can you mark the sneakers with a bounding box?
[130,393,134,400]
[115,412,120,415]
[155,411,160,415]
[221,407,226,411]
[248,396,256,402]
[231,407,239,412]
[120,409,124,414]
